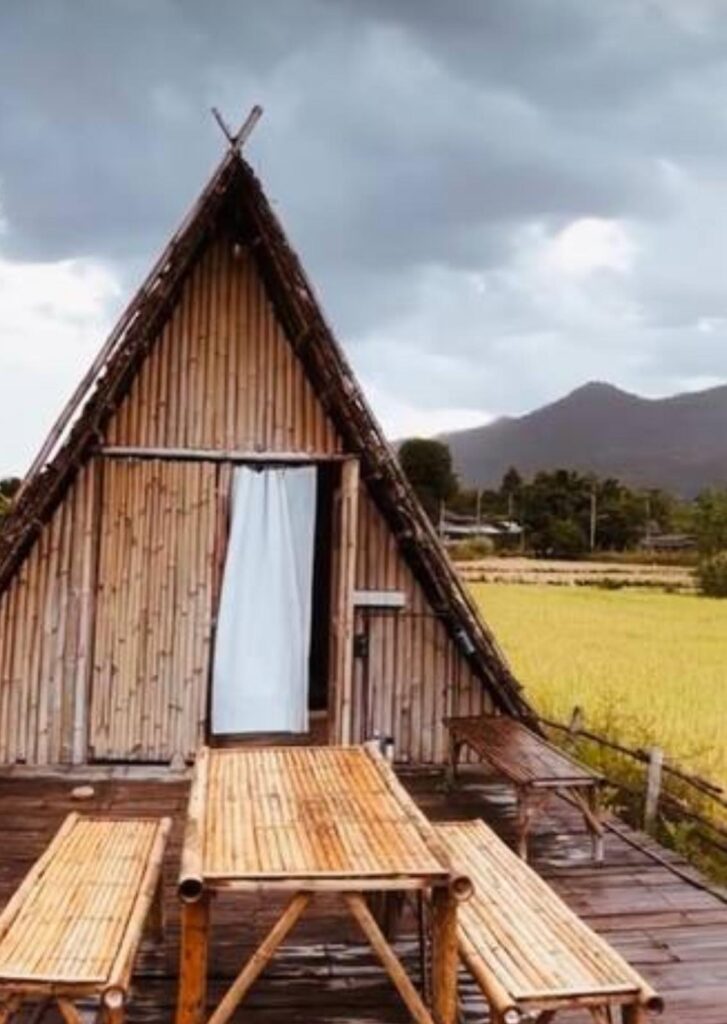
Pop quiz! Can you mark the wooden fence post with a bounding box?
[564,706,583,752]
[644,747,664,831]
[567,706,584,736]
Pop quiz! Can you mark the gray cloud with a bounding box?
[1,0,727,471]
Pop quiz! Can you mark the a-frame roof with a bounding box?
[0,146,534,721]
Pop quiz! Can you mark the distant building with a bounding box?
[640,532,696,552]
[439,511,523,545]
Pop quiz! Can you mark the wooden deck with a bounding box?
[0,769,725,1023]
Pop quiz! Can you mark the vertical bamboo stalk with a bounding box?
[179,745,209,901]
[333,458,359,744]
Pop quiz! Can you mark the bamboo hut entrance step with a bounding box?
[446,715,605,861]
[434,819,663,1024]
[175,744,471,1024]
[0,813,170,1023]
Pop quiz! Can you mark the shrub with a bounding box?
[697,551,727,597]
[531,518,588,559]
[447,537,495,561]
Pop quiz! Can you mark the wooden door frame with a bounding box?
[205,455,356,747]
[329,457,360,744]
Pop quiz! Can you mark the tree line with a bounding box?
[398,437,727,559]
[0,478,20,521]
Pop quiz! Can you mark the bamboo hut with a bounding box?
[0,136,533,768]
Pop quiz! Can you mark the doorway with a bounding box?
[211,464,319,736]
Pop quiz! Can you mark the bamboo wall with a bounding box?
[0,462,97,765]
[353,491,493,763]
[0,232,494,766]
[90,459,218,762]
[107,238,341,455]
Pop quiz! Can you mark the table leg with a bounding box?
[446,737,463,788]
[346,894,435,1024]
[176,896,211,1024]
[416,891,430,1003]
[621,1004,647,1023]
[0,998,19,1024]
[208,893,311,1024]
[431,886,458,1024]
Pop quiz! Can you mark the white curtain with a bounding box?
[211,465,318,734]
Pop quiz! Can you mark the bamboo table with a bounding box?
[176,744,470,1024]
[446,716,605,862]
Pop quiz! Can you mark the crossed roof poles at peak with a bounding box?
[211,104,263,153]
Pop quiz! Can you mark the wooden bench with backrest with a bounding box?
[434,819,662,1024]
[0,812,171,1024]
[446,714,605,861]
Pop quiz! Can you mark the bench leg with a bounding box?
[515,788,533,861]
[567,786,605,864]
[176,896,211,1024]
[589,787,605,864]
[446,738,464,789]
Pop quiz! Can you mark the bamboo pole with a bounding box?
[0,813,79,944]
[56,997,85,1024]
[179,746,209,902]
[206,893,311,1024]
[363,743,472,900]
[345,893,436,1024]
[104,817,171,999]
[456,927,522,1023]
[431,886,459,1024]
[100,446,348,462]
[175,896,210,1024]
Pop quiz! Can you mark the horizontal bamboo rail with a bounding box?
[539,713,726,805]
[540,711,727,871]
[100,446,349,463]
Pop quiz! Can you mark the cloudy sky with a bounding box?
[1,0,727,474]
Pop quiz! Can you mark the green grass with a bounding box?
[471,583,727,788]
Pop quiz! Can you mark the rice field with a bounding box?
[471,583,727,788]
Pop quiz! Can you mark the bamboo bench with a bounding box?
[434,820,663,1024]
[0,812,171,1024]
[445,714,605,861]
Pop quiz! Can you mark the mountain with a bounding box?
[441,381,727,497]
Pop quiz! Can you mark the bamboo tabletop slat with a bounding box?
[436,820,652,1006]
[198,746,448,883]
[0,815,165,986]
[446,716,600,787]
